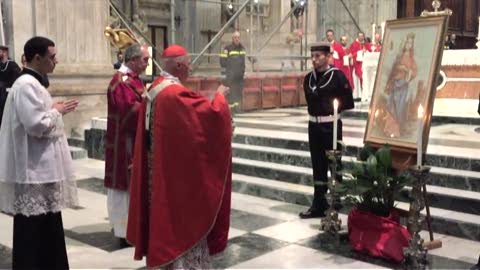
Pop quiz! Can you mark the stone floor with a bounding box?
[0,158,479,269]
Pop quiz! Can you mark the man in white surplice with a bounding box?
[0,36,79,269]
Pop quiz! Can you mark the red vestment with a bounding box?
[371,43,382,52]
[349,40,372,87]
[104,69,145,191]
[331,41,354,89]
[126,76,232,268]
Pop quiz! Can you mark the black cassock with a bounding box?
[0,60,21,126]
[303,67,354,212]
[13,212,69,270]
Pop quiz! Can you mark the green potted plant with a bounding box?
[335,144,413,263]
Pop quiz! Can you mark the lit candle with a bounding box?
[417,105,424,167]
[381,22,386,39]
[333,99,339,150]
[372,23,376,42]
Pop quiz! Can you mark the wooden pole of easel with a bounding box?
[422,183,442,250]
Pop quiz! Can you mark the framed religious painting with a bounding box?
[364,15,448,152]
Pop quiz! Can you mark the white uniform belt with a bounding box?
[308,115,338,123]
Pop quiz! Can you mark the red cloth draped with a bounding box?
[349,40,372,87]
[104,71,145,190]
[348,208,411,263]
[372,43,382,52]
[331,41,354,89]
[126,78,232,268]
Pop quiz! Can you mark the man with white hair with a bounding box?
[127,45,232,269]
[104,43,150,247]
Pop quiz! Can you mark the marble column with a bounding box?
[316,0,396,42]
[10,0,112,138]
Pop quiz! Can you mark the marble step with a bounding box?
[232,173,480,242]
[261,100,480,121]
[233,127,480,173]
[231,156,480,216]
[232,143,480,193]
[67,138,85,148]
[234,118,480,151]
[342,108,480,125]
[70,146,88,160]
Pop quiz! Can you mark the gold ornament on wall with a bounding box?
[104,26,138,52]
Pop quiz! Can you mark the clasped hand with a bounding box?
[53,99,79,115]
[217,85,230,96]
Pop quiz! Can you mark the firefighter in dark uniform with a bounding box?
[299,42,354,219]
[220,31,246,105]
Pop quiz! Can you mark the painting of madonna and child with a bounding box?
[364,15,448,151]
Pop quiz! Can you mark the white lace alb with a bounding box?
[163,238,211,270]
[0,180,78,216]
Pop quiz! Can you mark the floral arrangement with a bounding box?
[336,145,412,217]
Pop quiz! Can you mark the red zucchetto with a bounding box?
[161,45,188,58]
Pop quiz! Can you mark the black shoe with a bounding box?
[119,238,132,248]
[299,208,326,219]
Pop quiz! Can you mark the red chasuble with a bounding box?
[331,42,354,89]
[349,40,372,87]
[104,70,145,191]
[126,77,232,268]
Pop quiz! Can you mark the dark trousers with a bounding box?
[0,87,8,127]
[226,78,244,105]
[308,120,343,211]
[13,212,69,270]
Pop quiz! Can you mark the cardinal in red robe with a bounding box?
[126,45,232,269]
[104,44,150,243]
[331,36,354,89]
[350,32,372,95]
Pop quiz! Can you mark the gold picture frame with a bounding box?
[364,15,448,152]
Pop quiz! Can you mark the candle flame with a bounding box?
[374,109,379,118]
[417,105,424,119]
[333,99,339,110]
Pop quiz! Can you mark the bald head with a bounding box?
[232,31,241,46]
[340,36,348,46]
[162,55,191,83]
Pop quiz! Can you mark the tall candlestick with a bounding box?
[333,99,339,150]
[372,23,376,41]
[381,22,386,39]
[417,105,424,167]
